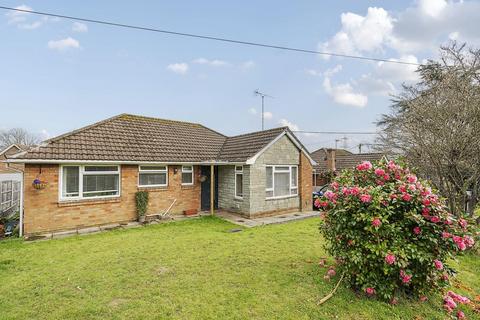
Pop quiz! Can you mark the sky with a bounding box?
[1,0,480,152]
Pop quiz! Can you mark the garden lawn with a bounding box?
[0,217,478,320]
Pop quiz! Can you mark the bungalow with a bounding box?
[6,114,316,236]
[311,148,385,188]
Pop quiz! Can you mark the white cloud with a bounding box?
[319,1,480,57]
[248,107,257,115]
[319,7,394,56]
[240,60,255,70]
[193,58,229,67]
[279,119,299,132]
[323,77,368,108]
[418,0,447,18]
[72,22,88,33]
[47,37,81,51]
[354,74,395,96]
[263,112,273,120]
[167,63,189,75]
[5,5,32,24]
[306,69,322,77]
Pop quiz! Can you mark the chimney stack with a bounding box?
[326,149,336,171]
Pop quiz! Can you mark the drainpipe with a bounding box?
[210,164,215,215]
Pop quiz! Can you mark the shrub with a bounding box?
[315,159,477,302]
[135,191,149,217]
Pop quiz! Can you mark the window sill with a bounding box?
[58,197,121,207]
[266,195,298,201]
[234,197,243,201]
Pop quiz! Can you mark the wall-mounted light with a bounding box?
[174,167,179,174]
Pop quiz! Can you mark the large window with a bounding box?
[235,166,243,199]
[60,165,120,200]
[265,165,298,199]
[138,165,168,187]
[181,166,194,185]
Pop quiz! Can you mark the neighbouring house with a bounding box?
[0,145,25,220]
[311,148,385,188]
[5,114,316,237]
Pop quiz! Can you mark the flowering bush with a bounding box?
[315,159,477,303]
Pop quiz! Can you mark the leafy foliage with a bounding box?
[135,191,149,217]
[316,159,477,302]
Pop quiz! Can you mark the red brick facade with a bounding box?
[299,152,313,211]
[23,164,201,235]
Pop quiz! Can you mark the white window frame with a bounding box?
[265,165,298,200]
[138,165,168,188]
[181,165,194,186]
[59,165,121,201]
[1,181,13,211]
[234,165,243,199]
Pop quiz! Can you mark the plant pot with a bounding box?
[138,216,146,223]
[183,209,198,216]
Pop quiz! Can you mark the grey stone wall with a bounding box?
[249,135,300,214]
[217,165,250,214]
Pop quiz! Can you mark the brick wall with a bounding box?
[299,152,313,211]
[23,164,201,235]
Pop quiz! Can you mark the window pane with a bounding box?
[182,166,193,172]
[139,173,166,186]
[84,166,118,172]
[266,167,273,189]
[235,166,243,172]
[83,174,119,197]
[274,172,290,196]
[291,188,298,195]
[63,166,79,197]
[236,173,243,197]
[140,166,167,171]
[182,172,193,184]
[276,166,290,171]
[266,190,274,198]
[291,167,298,187]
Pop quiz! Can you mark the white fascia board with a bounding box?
[5,159,245,166]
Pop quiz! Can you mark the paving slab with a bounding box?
[217,210,319,228]
[52,229,78,239]
[78,226,101,235]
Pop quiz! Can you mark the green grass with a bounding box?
[0,217,478,320]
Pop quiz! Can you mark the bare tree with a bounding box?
[0,128,40,150]
[378,42,480,215]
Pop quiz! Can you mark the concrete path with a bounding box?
[216,210,320,228]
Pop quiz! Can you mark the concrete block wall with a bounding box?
[218,165,250,214]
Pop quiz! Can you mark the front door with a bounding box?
[201,166,218,211]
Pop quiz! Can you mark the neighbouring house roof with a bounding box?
[8,114,315,165]
[0,166,22,175]
[312,147,385,172]
[0,144,28,158]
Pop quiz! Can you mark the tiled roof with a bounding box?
[218,127,288,162]
[12,114,298,163]
[311,147,384,172]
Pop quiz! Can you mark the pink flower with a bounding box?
[419,296,428,302]
[401,193,412,201]
[442,231,452,239]
[413,226,421,235]
[374,168,386,176]
[327,268,336,277]
[408,184,416,191]
[457,311,465,319]
[360,194,372,203]
[459,219,468,229]
[434,259,444,270]
[400,270,412,284]
[349,186,360,196]
[430,216,440,223]
[341,187,349,195]
[441,273,449,281]
[407,174,418,183]
[376,180,385,186]
[357,161,373,171]
[330,181,339,190]
[390,193,398,200]
[423,199,431,206]
[314,198,321,208]
[464,235,475,248]
[372,218,382,228]
[448,291,470,304]
[444,296,457,309]
[387,160,397,170]
[390,297,398,305]
[385,254,396,265]
[457,241,467,251]
[399,185,407,193]
[365,287,375,296]
[422,207,430,217]
[324,190,336,201]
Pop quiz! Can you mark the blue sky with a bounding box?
[1,0,479,152]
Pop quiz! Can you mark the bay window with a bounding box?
[235,166,243,199]
[138,166,168,187]
[60,165,120,200]
[181,166,194,185]
[265,165,298,199]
